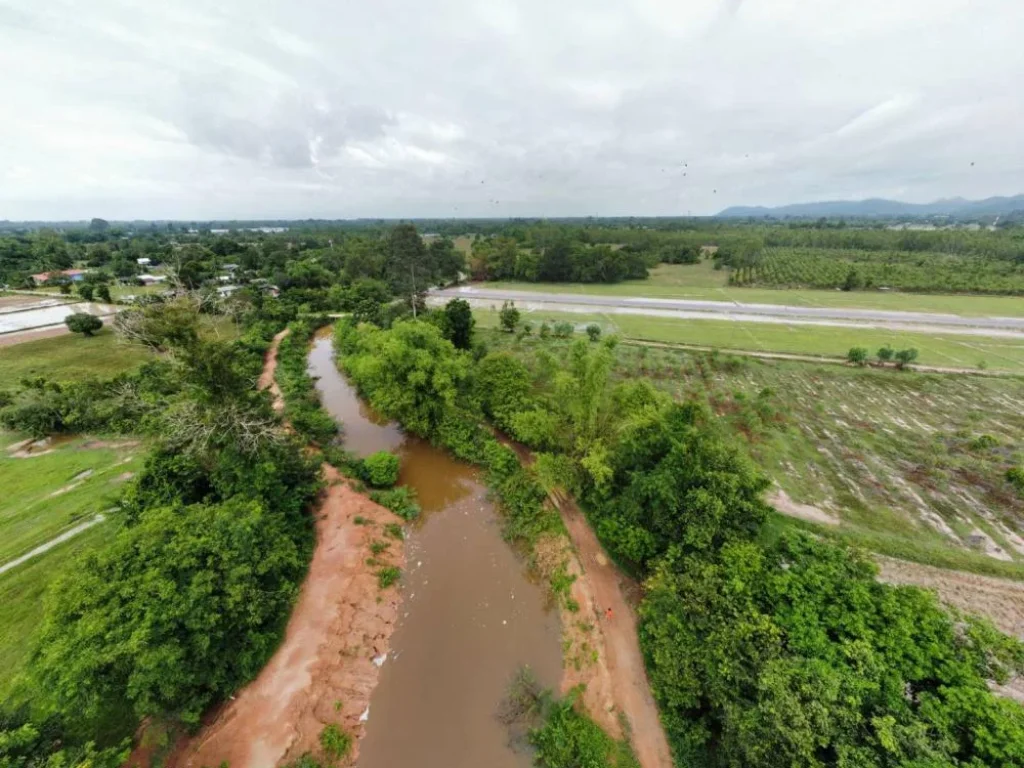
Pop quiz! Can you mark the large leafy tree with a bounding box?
[33,497,308,724]
[443,298,475,350]
[384,224,430,315]
[591,400,770,569]
[337,319,470,436]
[640,534,1024,768]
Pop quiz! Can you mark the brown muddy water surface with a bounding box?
[308,334,561,768]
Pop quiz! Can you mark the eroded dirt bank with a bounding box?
[544,488,674,768]
[164,330,407,768]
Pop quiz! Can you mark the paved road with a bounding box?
[433,286,1024,335]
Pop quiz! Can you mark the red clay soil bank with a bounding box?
[164,329,407,768]
[548,491,674,768]
[171,469,405,768]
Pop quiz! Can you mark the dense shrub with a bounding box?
[641,534,1024,767]
[369,487,421,521]
[34,497,310,724]
[275,318,337,445]
[64,313,103,336]
[362,450,400,487]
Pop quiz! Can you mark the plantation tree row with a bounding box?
[724,246,1024,294]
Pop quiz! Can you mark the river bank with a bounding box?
[164,330,407,768]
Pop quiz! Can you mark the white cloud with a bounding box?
[0,0,1021,219]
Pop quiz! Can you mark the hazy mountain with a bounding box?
[717,194,1024,218]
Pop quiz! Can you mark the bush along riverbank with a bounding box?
[334,310,1024,768]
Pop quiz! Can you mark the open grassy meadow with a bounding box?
[481,329,1024,579]
[0,328,155,387]
[0,433,142,700]
[472,308,1024,373]
[483,260,1024,317]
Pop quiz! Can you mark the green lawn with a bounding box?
[0,436,140,563]
[483,261,1024,317]
[0,434,140,701]
[0,328,155,387]
[473,309,1024,373]
[0,524,111,703]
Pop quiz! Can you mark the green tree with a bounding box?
[337,319,470,437]
[877,345,894,363]
[894,348,919,369]
[64,312,103,336]
[846,346,868,365]
[427,237,465,286]
[33,497,308,724]
[475,352,533,431]
[640,533,1024,768]
[499,300,520,333]
[594,402,770,568]
[443,298,475,350]
[96,284,112,303]
[585,324,602,342]
[384,224,429,317]
[77,282,94,301]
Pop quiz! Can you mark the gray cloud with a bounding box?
[0,0,1021,219]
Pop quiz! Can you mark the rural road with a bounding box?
[431,286,1024,338]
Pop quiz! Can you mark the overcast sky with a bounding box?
[1,0,1022,220]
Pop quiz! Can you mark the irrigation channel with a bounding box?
[307,331,562,768]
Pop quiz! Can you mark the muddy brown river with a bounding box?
[308,334,562,768]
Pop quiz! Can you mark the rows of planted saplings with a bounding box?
[333,300,1024,768]
[727,246,1024,293]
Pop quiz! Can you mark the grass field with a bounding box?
[483,261,1024,317]
[0,435,140,563]
[0,328,155,387]
[481,330,1024,579]
[0,316,241,389]
[472,308,1024,373]
[0,432,140,701]
[0,523,110,702]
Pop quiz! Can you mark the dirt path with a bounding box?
[876,556,1024,638]
[0,514,106,576]
[622,338,1015,377]
[257,329,289,412]
[0,325,70,347]
[550,492,674,768]
[162,329,407,768]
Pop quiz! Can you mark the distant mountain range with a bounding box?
[717,194,1024,219]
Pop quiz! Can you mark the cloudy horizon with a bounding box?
[1,0,1022,220]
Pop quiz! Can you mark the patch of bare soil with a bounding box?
[768,487,839,526]
[258,329,289,413]
[0,325,70,346]
[534,533,620,738]
[547,490,674,768]
[876,556,1024,638]
[168,468,405,768]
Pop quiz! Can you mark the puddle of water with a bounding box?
[308,333,562,768]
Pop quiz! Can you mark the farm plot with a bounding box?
[634,350,1024,567]
[482,330,1024,576]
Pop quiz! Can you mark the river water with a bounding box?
[307,333,562,768]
